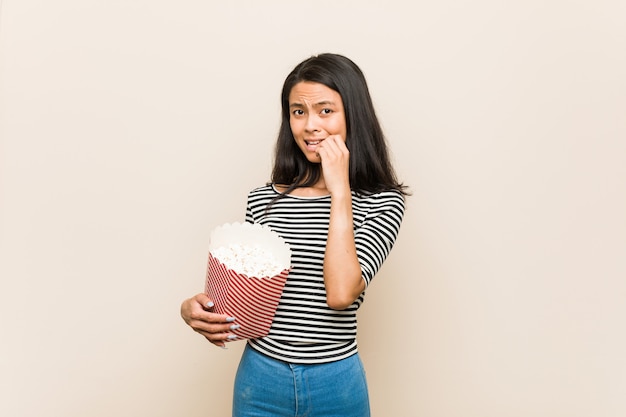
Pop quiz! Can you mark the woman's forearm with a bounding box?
[323,191,364,310]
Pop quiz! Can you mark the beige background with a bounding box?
[1,1,625,416]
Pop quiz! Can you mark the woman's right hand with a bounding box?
[180,293,239,348]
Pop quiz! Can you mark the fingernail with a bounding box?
[230,324,240,330]
[206,301,214,308]
[227,335,238,340]
[226,317,236,322]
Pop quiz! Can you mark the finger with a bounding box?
[198,324,241,345]
[193,293,215,310]
[210,339,227,348]
[190,319,240,338]
[318,142,347,165]
[325,135,348,155]
[196,326,239,340]
[320,136,348,156]
[334,136,349,153]
[317,140,339,160]
[188,307,237,325]
[208,334,239,349]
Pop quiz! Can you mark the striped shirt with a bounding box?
[245,184,405,364]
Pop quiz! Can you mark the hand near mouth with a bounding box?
[316,135,350,197]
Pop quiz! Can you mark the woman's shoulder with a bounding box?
[247,183,278,198]
[354,188,405,205]
[249,183,273,192]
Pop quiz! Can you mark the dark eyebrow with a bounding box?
[289,101,336,108]
[313,100,336,107]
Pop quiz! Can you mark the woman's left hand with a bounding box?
[316,135,350,196]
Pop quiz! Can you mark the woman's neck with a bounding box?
[275,175,329,197]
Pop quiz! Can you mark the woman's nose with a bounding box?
[304,115,320,132]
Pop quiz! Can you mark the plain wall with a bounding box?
[1,1,625,416]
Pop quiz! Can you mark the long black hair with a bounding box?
[271,53,408,196]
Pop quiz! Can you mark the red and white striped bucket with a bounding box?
[204,222,291,341]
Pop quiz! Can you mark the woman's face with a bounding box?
[288,81,347,163]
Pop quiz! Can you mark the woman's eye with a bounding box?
[292,109,304,116]
[321,108,332,115]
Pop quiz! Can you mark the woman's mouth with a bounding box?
[304,138,324,151]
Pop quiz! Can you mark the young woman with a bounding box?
[181,53,408,417]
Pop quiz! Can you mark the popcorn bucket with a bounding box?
[205,222,291,341]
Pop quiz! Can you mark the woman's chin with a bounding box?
[304,154,322,164]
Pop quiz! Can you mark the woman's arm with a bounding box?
[324,191,365,309]
[317,136,364,309]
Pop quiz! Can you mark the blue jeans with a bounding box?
[233,344,371,417]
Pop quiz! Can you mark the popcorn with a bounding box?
[205,222,291,341]
[211,243,284,278]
